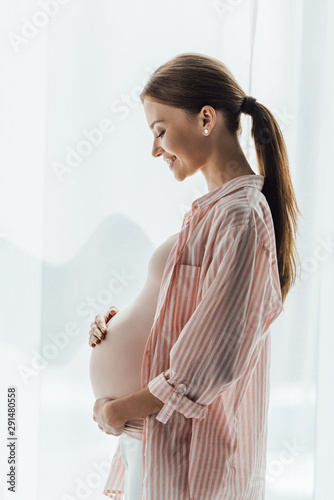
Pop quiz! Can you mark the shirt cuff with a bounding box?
[147,371,208,424]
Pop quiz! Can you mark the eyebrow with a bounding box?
[149,119,165,129]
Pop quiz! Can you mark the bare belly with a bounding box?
[89,300,158,400]
[89,232,179,439]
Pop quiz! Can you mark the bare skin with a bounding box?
[88,306,119,348]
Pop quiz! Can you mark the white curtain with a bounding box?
[1,0,333,498]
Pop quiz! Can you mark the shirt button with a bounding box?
[175,384,186,395]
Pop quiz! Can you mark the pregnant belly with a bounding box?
[89,305,149,400]
[89,302,157,440]
[89,232,178,400]
[88,243,174,439]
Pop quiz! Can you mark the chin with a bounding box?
[173,169,186,182]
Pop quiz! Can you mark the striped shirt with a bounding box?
[103,174,283,499]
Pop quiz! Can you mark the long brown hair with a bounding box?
[140,53,302,305]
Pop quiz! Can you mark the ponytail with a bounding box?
[244,99,302,304]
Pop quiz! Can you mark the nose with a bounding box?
[152,141,164,158]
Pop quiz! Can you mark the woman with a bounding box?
[90,53,301,500]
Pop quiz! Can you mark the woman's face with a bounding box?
[143,98,210,182]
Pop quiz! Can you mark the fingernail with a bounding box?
[96,339,100,344]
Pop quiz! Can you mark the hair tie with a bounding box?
[240,96,257,115]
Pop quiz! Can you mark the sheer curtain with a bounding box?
[1,0,333,498]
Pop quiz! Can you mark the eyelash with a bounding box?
[157,130,165,139]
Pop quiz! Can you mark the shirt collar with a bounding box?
[191,174,265,211]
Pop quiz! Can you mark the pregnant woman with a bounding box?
[91,53,301,500]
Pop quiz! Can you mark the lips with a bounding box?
[168,157,177,169]
[164,155,177,165]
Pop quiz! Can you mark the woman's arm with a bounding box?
[111,387,164,423]
[93,388,164,434]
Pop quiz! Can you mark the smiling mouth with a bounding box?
[167,156,177,168]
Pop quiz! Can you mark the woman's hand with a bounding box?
[88,306,119,348]
[93,398,125,436]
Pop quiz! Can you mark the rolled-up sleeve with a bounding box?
[148,221,282,424]
[148,370,209,423]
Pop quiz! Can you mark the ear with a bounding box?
[200,105,216,130]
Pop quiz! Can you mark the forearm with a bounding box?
[112,387,164,424]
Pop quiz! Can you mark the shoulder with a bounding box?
[210,186,275,258]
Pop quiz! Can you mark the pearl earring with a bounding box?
[204,129,208,134]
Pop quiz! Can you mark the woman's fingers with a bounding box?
[95,313,109,335]
[91,323,104,338]
[88,323,105,348]
[95,307,119,334]
[88,307,119,348]
[88,335,100,348]
[109,306,119,317]
[103,307,119,326]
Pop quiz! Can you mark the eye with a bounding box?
[157,130,165,139]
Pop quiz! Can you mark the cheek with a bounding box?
[164,132,179,153]
[167,133,194,157]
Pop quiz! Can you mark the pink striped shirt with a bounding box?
[103,174,283,499]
